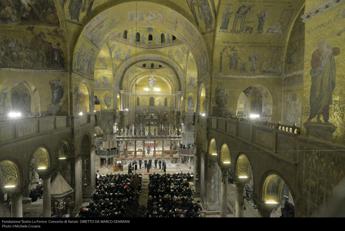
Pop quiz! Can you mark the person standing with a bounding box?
[154,159,158,169]
[139,159,142,169]
[162,161,166,173]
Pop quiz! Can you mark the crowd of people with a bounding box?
[79,174,142,218]
[128,159,167,174]
[29,183,43,202]
[146,173,201,218]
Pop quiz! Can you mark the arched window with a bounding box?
[148,34,153,41]
[136,32,140,42]
[11,82,31,115]
[137,97,140,106]
[161,33,165,43]
[123,30,128,39]
[172,35,177,41]
[151,63,154,69]
[143,63,146,68]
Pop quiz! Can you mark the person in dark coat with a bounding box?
[139,159,142,169]
[144,160,147,169]
[154,159,158,169]
[158,160,162,169]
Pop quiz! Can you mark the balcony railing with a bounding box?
[208,116,301,163]
[0,116,70,144]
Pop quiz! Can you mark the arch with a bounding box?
[235,154,253,182]
[123,30,128,39]
[115,53,185,93]
[136,32,140,42]
[11,82,31,115]
[0,160,20,192]
[58,141,71,161]
[220,144,231,166]
[72,1,210,79]
[261,173,295,217]
[161,33,166,43]
[31,147,50,172]
[208,138,217,157]
[148,34,153,41]
[236,85,273,121]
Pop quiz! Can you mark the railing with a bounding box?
[0,116,70,144]
[208,116,302,163]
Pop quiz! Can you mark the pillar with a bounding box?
[90,148,96,193]
[143,141,145,157]
[235,182,244,217]
[74,157,82,209]
[153,140,156,157]
[162,140,164,156]
[221,171,228,217]
[10,193,23,217]
[43,176,51,217]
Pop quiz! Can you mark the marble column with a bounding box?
[162,140,164,156]
[134,140,137,157]
[235,182,244,217]
[43,176,51,217]
[74,157,83,209]
[143,141,145,157]
[90,148,96,194]
[153,140,156,157]
[10,193,23,217]
[221,171,229,217]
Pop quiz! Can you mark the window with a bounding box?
[148,34,153,41]
[161,33,165,43]
[136,32,140,42]
[123,30,128,39]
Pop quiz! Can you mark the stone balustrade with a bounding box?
[208,116,301,163]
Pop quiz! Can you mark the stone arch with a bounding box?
[235,154,253,182]
[0,160,21,193]
[115,53,185,93]
[208,138,217,157]
[8,81,41,116]
[220,144,231,166]
[236,85,273,121]
[261,172,295,217]
[72,1,210,81]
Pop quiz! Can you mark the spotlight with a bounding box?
[7,111,22,119]
[58,156,67,160]
[265,200,279,205]
[37,166,47,171]
[249,113,260,120]
[78,112,83,116]
[238,175,249,180]
[223,161,231,165]
[124,108,129,112]
[200,113,206,117]
[4,184,16,189]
